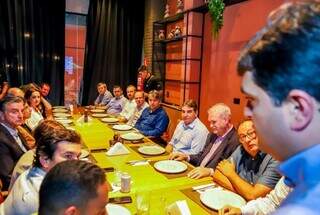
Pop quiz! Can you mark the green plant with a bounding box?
[208,0,225,38]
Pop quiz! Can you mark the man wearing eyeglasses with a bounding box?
[213,120,281,201]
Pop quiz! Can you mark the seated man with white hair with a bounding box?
[169,103,239,179]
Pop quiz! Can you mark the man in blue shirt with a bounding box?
[106,85,128,115]
[166,100,208,155]
[237,2,320,214]
[135,90,169,138]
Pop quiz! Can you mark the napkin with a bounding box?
[106,142,130,156]
[166,200,191,215]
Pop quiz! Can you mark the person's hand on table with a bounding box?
[169,152,188,161]
[216,159,236,178]
[118,116,127,123]
[218,205,241,215]
[187,167,211,179]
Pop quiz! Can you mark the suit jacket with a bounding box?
[189,127,239,169]
[0,124,29,191]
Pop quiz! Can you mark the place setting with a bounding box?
[180,184,246,214]
[52,108,69,113]
[90,109,106,113]
[91,113,109,118]
[53,112,72,118]
[129,143,169,158]
[100,117,119,123]
[150,159,192,179]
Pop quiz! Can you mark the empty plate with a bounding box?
[52,109,68,113]
[200,189,246,210]
[101,117,119,123]
[56,119,73,124]
[112,124,132,131]
[92,113,109,118]
[138,145,165,155]
[121,132,144,141]
[91,109,105,113]
[154,160,188,174]
[53,113,71,117]
[106,204,130,215]
[53,106,67,109]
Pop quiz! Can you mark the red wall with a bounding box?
[199,0,286,127]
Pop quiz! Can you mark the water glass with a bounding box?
[136,191,150,215]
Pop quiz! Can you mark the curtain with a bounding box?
[0,0,65,105]
[81,0,145,105]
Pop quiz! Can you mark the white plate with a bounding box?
[96,106,107,110]
[112,124,132,131]
[138,145,165,155]
[101,117,119,123]
[54,116,68,120]
[80,149,90,159]
[92,113,109,118]
[65,127,75,131]
[106,204,130,215]
[121,132,144,141]
[154,160,188,174]
[200,189,246,210]
[91,109,105,113]
[52,109,68,113]
[53,106,67,109]
[56,119,73,124]
[53,113,72,117]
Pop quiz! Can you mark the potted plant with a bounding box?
[208,0,225,38]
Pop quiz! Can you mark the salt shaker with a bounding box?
[120,172,131,193]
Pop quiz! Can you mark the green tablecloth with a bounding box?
[70,115,214,214]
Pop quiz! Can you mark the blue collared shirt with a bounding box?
[134,107,169,137]
[274,144,320,214]
[230,146,280,188]
[169,118,208,155]
[107,95,128,115]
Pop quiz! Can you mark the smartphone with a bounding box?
[103,167,115,172]
[109,196,132,204]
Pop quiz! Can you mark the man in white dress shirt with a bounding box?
[126,91,149,127]
[119,85,137,121]
[166,100,209,155]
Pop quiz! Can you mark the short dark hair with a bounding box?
[0,95,25,112]
[40,83,50,88]
[33,121,81,168]
[238,2,320,105]
[113,85,122,90]
[39,160,107,215]
[182,100,198,112]
[32,120,65,144]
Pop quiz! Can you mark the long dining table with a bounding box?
[57,108,218,214]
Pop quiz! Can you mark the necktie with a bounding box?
[13,132,27,152]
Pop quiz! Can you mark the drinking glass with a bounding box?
[136,191,150,215]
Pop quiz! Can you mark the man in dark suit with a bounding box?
[0,96,29,190]
[170,103,239,179]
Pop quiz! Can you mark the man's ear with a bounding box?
[63,206,78,215]
[286,90,314,131]
[39,156,50,170]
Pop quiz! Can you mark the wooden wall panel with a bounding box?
[199,0,286,127]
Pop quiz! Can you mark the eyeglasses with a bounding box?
[239,130,256,142]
